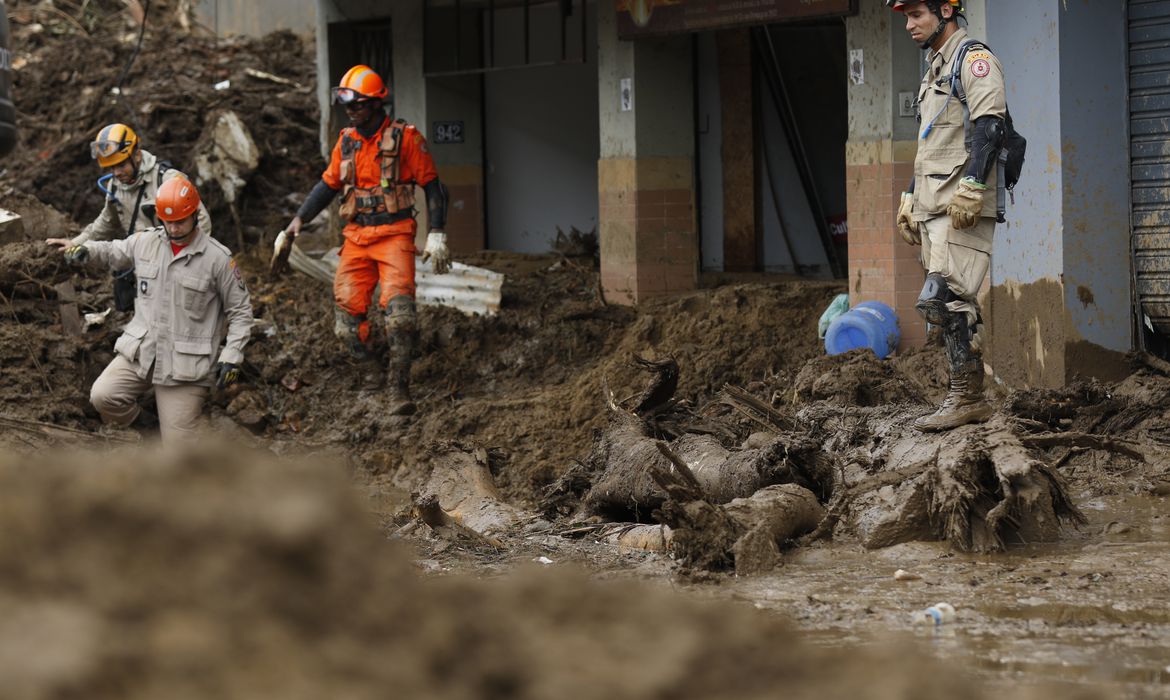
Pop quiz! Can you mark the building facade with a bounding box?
[215,0,1153,388]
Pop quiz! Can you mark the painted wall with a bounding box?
[484,1,599,253]
[986,0,1063,283]
[847,1,895,140]
[985,0,1131,384]
[1057,1,1131,353]
[196,0,315,36]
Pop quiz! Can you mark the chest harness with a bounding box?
[338,118,414,226]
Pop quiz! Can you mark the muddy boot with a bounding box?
[386,332,416,415]
[385,295,418,416]
[914,312,992,432]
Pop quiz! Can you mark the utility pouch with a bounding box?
[112,268,137,312]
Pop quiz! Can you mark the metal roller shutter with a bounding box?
[1130,0,1170,335]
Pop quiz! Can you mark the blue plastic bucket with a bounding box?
[824,301,900,359]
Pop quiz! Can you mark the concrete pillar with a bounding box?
[986,0,1130,386]
[844,2,926,350]
[598,1,696,305]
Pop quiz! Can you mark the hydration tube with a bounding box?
[97,173,116,201]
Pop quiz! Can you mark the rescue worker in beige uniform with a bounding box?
[891,0,1006,431]
[47,123,211,312]
[63,177,253,442]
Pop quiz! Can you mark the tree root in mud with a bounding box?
[802,407,1086,552]
[414,444,532,544]
[649,443,823,574]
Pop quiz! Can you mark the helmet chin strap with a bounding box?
[919,13,950,50]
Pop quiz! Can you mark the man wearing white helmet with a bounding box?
[889,0,1008,431]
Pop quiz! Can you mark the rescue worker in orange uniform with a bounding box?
[283,65,450,416]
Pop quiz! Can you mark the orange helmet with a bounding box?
[156,177,201,222]
[91,123,139,168]
[331,64,388,104]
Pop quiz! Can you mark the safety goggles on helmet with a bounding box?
[91,139,127,160]
[331,87,375,106]
[90,123,139,167]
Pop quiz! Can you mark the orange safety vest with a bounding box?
[337,118,414,223]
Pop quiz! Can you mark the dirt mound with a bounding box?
[792,348,932,407]
[4,0,318,243]
[0,446,1108,700]
[245,252,844,505]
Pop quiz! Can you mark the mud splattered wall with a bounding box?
[1057,2,1130,360]
[986,0,1130,387]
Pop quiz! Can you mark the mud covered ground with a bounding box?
[1,2,1169,697]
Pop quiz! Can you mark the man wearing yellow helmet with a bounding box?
[889,0,1008,431]
[46,123,210,312]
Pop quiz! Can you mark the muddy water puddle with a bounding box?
[720,495,1170,698]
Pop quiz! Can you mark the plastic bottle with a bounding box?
[824,300,901,359]
[910,602,956,626]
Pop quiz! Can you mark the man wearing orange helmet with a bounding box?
[889,0,1008,431]
[283,64,450,416]
[62,177,253,443]
[47,123,211,313]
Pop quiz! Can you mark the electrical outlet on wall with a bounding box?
[899,92,915,118]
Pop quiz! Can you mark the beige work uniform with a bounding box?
[84,227,253,442]
[911,28,1007,334]
[70,149,211,245]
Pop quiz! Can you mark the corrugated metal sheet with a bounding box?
[288,244,504,316]
[1130,0,1170,334]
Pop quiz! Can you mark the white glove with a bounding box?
[422,230,451,275]
[269,229,295,278]
[273,229,291,253]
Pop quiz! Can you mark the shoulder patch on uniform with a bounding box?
[966,51,991,63]
[229,257,246,290]
[969,58,991,78]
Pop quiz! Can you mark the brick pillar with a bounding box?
[599,158,696,304]
[845,140,925,350]
[597,1,696,305]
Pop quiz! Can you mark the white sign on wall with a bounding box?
[620,78,633,112]
[849,49,864,85]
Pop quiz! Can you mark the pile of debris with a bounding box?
[3,0,319,246]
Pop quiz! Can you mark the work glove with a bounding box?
[215,362,240,390]
[269,228,295,279]
[947,177,986,230]
[422,230,451,275]
[896,192,919,246]
[64,244,90,266]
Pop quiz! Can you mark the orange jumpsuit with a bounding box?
[321,116,439,343]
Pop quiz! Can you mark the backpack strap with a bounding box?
[948,39,1008,222]
[156,158,172,188]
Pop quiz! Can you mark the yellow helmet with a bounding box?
[90,123,138,168]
